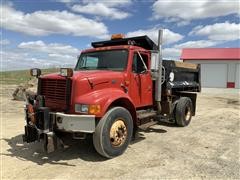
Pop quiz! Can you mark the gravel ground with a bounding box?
[1,85,239,179]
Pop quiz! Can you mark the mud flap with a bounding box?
[22,125,39,143]
[43,132,63,153]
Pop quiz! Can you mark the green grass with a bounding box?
[0,68,59,85]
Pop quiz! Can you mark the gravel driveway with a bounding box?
[1,86,239,179]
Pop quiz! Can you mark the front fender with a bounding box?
[74,88,135,117]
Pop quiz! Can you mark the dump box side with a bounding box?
[162,60,201,92]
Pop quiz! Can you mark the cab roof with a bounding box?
[81,45,146,53]
[92,35,158,50]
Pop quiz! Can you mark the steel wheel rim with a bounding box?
[185,107,191,121]
[109,119,127,147]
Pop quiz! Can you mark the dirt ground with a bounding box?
[1,85,240,179]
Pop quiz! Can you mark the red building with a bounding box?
[181,48,240,89]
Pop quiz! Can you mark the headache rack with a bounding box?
[92,36,158,50]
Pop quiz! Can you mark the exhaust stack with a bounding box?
[155,29,163,113]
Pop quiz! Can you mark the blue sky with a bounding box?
[1,0,239,71]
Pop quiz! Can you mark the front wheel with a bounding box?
[93,107,133,158]
[175,97,193,127]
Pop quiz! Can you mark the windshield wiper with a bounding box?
[97,66,109,69]
[78,66,111,70]
[78,66,92,69]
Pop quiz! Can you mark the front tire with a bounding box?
[175,97,193,127]
[93,107,133,158]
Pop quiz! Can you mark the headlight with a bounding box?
[75,104,89,113]
[75,104,101,114]
[81,104,89,113]
[60,68,73,77]
[30,68,41,77]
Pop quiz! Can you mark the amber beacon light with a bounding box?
[111,33,125,40]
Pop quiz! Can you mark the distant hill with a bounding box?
[0,68,59,85]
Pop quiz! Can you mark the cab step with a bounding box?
[137,110,157,120]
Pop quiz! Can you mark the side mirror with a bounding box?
[150,51,160,71]
[30,68,41,77]
[60,68,73,77]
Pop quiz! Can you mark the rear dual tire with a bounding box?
[175,97,193,127]
[93,107,133,158]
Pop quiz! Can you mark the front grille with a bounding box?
[40,78,71,111]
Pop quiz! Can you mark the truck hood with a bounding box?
[73,70,123,79]
[72,70,125,87]
[42,70,125,88]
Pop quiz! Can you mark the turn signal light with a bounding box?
[89,105,101,115]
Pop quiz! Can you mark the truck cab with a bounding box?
[23,33,201,158]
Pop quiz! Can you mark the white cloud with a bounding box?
[174,40,219,49]
[0,39,10,45]
[152,0,240,23]
[163,48,182,59]
[1,49,77,71]
[48,53,74,59]
[126,27,184,45]
[190,22,240,41]
[81,0,132,7]
[1,4,108,37]
[18,41,79,55]
[1,51,38,71]
[71,1,131,20]
[1,56,73,71]
[163,39,223,60]
[126,27,210,59]
[0,41,80,71]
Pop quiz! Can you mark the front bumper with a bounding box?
[55,112,95,133]
[23,107,96,144]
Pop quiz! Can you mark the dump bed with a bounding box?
[162,60,201,92]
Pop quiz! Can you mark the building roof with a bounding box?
[180,48,240,60]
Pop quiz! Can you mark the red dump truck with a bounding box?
[23,30,201,158]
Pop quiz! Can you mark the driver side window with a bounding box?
[132,53,148,74]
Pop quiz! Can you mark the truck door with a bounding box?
[129,52,152,107]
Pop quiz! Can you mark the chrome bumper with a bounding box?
[55,112,95,133]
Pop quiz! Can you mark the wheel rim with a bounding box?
[109,119,127,147]
[185,107,191,121]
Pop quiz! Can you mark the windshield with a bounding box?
[75,50,128,71]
